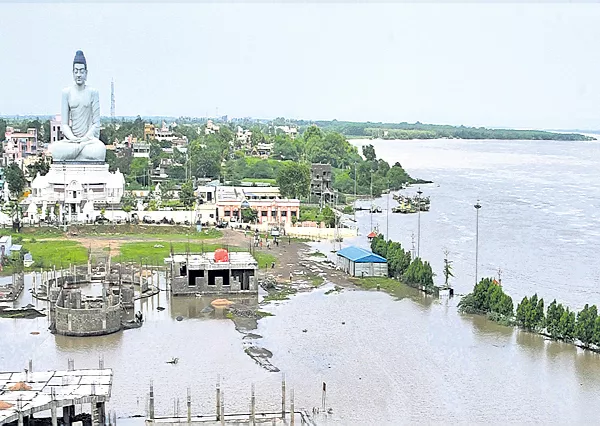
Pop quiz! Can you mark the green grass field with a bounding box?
[241,178,277,185]
[23,240,88,268]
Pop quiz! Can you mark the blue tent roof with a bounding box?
[336,246,387,263]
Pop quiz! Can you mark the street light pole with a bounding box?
[474,200,482,286]
[386,180,389,238]
[417,188,422,258]
[353,162,357,223]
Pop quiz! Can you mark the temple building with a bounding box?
[26,164,125,223]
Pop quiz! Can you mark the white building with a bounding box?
[132,141,150,158]
[26,163,125,223]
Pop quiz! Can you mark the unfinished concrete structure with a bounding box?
[167,251,258,296]
[145,377,317,426]
[0,361,112,426]
[50,286,125,337]
[39,262,149,337]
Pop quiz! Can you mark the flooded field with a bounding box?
[3,139,600,424]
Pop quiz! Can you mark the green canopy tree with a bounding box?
[276,162,310,199]
[575,304,598,347]
[180,181,195,208]
[5,163,26,198]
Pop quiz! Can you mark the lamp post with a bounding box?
[386,180,389,238]
[416,188,422,258]
[353,162,357,223]
[474,200,482,286]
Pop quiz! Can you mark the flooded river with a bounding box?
[2,139,600,424]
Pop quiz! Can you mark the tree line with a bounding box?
[301,119,593,141]
[370,234,435,293]
[459,278,600,350]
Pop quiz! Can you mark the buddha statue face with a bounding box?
[73,63,87,86]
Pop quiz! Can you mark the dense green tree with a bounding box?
[546,300,565,339]
[575,304,598,347]
[179,181,195,208]
[0,119,6,139]
[149,140,164,168]
[189,143,222,179]
[241,208,258,223]
[322,206,336,228]
[362,144,377,161]
[5,163,26,198]
[271,135,300,161]
[458,277,513,318]
[516,294,545,331]
[130,157,149,186]
[276,162,310,199]
[26,156,50,179]
[169,165,186,181]
[558,308,576,341]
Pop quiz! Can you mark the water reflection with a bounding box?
[169,295,258,320]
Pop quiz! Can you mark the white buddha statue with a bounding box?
[49,50,106,162]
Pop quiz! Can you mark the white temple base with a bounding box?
[26,162,125,223]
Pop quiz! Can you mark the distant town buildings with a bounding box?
[274,125,298,139]
[2,127,39,167]
[132,141,150,158]
[205,120,220,135]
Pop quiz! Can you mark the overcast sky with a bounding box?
[1,3,600,130]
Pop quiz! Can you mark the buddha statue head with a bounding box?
[73,50,87,87]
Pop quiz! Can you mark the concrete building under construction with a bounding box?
[167,250,258,296]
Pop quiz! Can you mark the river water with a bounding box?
[2,139,600,424]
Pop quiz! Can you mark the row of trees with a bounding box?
[306,119,593,141]
[459,279,600,349]
[370,234,435,292]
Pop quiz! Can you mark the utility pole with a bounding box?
[353,161,357,223]
[417,188,422,258]
[386,180,389,238]
[474,200,482,286]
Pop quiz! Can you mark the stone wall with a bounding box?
[54,303,122,336]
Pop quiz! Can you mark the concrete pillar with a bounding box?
[96,401,105,426]
[186,389,191,425]
[91,397,97,426]
[148,382,155,420]
[281,375,286,420]
[51,400,57,426]
[63,405,74,426]
[215,381,220,421]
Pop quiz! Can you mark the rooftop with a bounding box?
[0,368,113,425]
[336,246,387,263]
[166,251,258,268]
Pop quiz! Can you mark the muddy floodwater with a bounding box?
[3,139,600,424]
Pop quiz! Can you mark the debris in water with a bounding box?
[342,322,345,325]
[30,331,40,335]
[302,329,308,333]
[176,316,183,322]
[157,307,165,311]
[166,357,179,364]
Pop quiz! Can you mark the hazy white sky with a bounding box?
[1,3,600,130]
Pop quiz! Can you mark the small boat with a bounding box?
[369,205,382,214]
[166,357,179,364]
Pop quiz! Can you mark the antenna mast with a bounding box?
[110,79,115,119]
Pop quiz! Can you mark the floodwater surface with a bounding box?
[2,139,600,424]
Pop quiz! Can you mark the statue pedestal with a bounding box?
[27,162,125,224]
